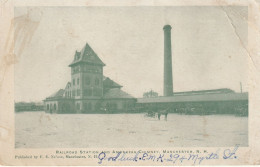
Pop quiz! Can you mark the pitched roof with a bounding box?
[137,92,248,103]
[103,88,135,99]
[103,76,122,88]
[65,82,71,90]
[69,43,105,67]
[173,88,234,96]
[46,89,65,100]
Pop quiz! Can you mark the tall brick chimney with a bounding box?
[163,25,173,96]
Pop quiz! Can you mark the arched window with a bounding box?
[95,78,99,85]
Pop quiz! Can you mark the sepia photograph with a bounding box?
[13,6,249,149]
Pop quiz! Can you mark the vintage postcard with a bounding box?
[0,0,260,166]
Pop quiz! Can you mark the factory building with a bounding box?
[136,25,248,116]
[44,43,136,114]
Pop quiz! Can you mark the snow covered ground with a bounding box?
[15,112,248,148]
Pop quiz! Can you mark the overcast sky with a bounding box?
[14,6,248,102]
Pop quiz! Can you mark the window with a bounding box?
[47,104,49,110]
[54,104,56,110]
[77,78,80,85]
[73,79,75,85]
[95,78,99,85]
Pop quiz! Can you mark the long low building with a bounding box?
[138,92,248,103]
[137,90,248,116]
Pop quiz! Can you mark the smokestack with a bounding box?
[163,25,173,96]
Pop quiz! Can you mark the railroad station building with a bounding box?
[44,43,136,114]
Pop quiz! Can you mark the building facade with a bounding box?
[137,89,248,116]
[44,43,136,114]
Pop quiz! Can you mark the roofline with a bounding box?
[44,98,74,101]
[102,97,137,100]
[137,92,248,103]
[69,61,106,67]
[173,88,234,94]
[44,97,136,101]
[104,85,123,88]
[74,97,102,100]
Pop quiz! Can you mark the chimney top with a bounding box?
[163,25,172,30]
